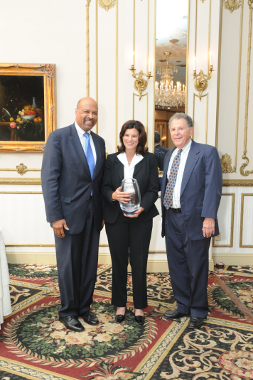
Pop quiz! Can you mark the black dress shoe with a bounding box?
[80,310,99,325]
[115,314,125,323]
[135,315,145,325]
[164,310,188,319]
[59,316,84,332]
[188,316,206,329]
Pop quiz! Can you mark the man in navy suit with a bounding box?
[41,97,105,332]
[161,113,222,329]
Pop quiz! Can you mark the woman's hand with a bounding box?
[112,186,131,204]
[124,207,144,218]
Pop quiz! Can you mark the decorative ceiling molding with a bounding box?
[98,0,116,11]
[223,0,241,13]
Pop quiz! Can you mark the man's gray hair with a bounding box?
[168,113,193,129]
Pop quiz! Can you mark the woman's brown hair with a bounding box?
[117,120,148,155]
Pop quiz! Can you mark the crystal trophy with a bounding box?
[119,178,141,215]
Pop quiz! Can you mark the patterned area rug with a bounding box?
[1,264,253,379]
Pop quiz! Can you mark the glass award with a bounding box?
[119,178,141,216]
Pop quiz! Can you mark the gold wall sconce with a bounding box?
[129,54,152,100]
[193,53,214,100]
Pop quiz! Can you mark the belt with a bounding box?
[170,208,181,213]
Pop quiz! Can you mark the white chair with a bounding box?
[0,227,12,329]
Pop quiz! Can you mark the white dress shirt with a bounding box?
[167,139,192,208]
[75,121,97,164]
[117,152,143,178]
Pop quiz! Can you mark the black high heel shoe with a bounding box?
[135,315,145,325]
[115,314,125,323]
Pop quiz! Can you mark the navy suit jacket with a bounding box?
[41,123,106,234]
[160,140,222,240]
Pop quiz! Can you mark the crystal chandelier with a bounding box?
[155,52,186,108]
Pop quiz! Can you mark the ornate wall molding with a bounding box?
[0,164,41,176]
[220,153,236,173]
[240,2,253,176]
[222,179,253,186]
[223,0,241,13]
[240,193,253,247]
[98,0,116,11]
[0,178,41,185]
[86,0,91,96]
[213,193,235,248]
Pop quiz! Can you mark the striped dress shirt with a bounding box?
[167,139,192,208]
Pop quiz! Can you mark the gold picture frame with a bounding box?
[0,63,56,152]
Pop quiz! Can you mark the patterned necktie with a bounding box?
[84,132,95,179]
[163,149,182,209]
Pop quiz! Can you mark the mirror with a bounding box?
[155,0,188,149]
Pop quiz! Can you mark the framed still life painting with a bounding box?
[0,63,56,152]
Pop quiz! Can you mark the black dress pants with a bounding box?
[55,198,99,318]
[105,211,153,309]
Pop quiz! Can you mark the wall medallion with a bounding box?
[220,153,236,173]
[223,0,241,13]
[16,163,28,176]
[98,0,116,11]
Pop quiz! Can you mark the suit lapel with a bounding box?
[69,124,91,178]
[180,140,200,196]
[114,157,124,180]
[133,159,144,177]
[91,131,102,179]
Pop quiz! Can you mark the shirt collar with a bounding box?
[117,152,143,168]
[75,121,90,136]
[176,138,192,154]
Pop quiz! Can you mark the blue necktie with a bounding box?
[163,149,182,209]
[84,132,95,180]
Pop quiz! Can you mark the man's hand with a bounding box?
[202,217,215,238]
[53,219,69,238]
[124,207,144,218]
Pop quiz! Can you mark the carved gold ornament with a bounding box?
[98,0,116,11]
[240,153,253,176]
[223,0,241,13]
[249,0,253,9]
[129,67,152,100]
[133,71,148,100]
[16,163,27,175]
[220,153,236,173]
[193,69,213,100]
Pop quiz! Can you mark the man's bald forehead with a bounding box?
[77,97,97,109]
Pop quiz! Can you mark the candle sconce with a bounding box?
[193,65,214,100]
[129,65,152,100]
